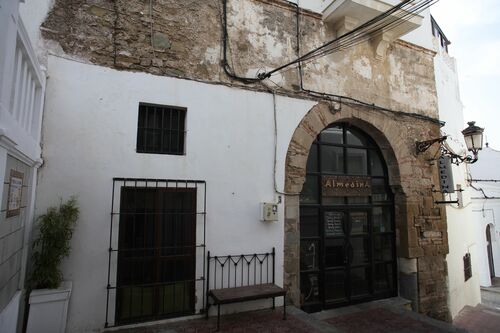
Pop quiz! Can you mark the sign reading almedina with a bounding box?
[322,175,372,197]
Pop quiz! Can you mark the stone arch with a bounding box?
[283,101,449,320]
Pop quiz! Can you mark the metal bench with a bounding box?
[205,248,287,331]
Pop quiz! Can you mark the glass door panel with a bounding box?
[374,235,394,262]
[350,267,371,297]
[301,272,320,305]
[300,240,320,271]
[349,238,370,265]
[325,270,347,302]
[325,239,346,268]
[374,263,394,292]
[350,211,368,235]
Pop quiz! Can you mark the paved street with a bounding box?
[479,277,500,310]
[452,277,500,333]
[111,298,467,333]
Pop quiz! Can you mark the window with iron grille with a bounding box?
[136,103,186,155]
[464,253,472,281]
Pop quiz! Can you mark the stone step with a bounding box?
[476,304,500,316]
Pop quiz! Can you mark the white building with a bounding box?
[469,146,500,287]
[0,0,485,332]
[0,1,46,332]
[430,17,482,318]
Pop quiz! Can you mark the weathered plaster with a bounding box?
[40,0,438,118]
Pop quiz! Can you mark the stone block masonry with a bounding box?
[41,0,438,119]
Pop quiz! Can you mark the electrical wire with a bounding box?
[291,0,443,125]
[260,0,439,79]
[221,0,263,83]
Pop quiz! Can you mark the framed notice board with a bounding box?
[7,170,24,218]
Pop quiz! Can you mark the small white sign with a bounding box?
[7,170,23,218]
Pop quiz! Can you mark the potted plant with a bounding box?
[26,197,79,333]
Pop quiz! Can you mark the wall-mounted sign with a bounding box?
[322,176,372,197]
[7,170,24,218]
[325,211,344,237]
[438,155,454,193]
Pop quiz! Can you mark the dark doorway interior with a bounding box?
[115,187,196,325]
[487,225,495,279]
[299,124,397,312]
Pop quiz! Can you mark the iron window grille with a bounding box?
[464,253,472,282]
[136,103,186,155]
[105,178,206,328]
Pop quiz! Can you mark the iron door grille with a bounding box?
[105,178,207,328]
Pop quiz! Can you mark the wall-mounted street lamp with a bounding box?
[416,121,484,165]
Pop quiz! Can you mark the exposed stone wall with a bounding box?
[41,0,437,118]
[284,102,451,321]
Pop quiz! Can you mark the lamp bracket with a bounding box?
[416,135,479,165]
[416,136,448,154]
[440,145,478,165]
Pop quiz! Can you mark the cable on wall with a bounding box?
[220,0,443,126]
[258,0,440,79]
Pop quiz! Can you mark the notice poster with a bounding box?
[7,170,23,218]
[325,211,344,237]
[350,212,368,234]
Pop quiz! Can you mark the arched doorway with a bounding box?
[487,224,495,279]
[299,123,397,312]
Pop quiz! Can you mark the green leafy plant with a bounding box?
[29,197,79,290]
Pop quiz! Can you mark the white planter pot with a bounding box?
[26,281,72,333]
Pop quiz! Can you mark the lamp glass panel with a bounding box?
[464,135,474,151]
[472,133,483,150]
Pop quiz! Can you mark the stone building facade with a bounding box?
[17,0,460,330]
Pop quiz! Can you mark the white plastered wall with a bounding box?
[36,54,315,332]
[470,147,500,287]
[472,199,500,286]
[433,34,481,318]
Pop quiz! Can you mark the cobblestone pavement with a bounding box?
[111,308,323,333]
[454,304,500,333]
[480,277,500,310]
[111,298,466,333]
[323,307,459,333]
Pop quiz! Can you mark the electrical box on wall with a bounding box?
[261,203,278,222]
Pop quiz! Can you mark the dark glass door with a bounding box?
[300,124,396,312]
[487,225,495,278]
[116,187,196,325]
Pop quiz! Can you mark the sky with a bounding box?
[430,0,500,149]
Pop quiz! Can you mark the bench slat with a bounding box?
[209,283,286,304]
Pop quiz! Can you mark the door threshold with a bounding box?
[311,297,411,320]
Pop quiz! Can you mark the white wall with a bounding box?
[432,29,481,318]
[471,202,500,286]
[37,54,314,332]
[0,292,21,333]
[470,147,500,286]
[0,1,45,332]
[19,0,54,61]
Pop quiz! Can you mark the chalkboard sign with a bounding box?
[325,211,344,237]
